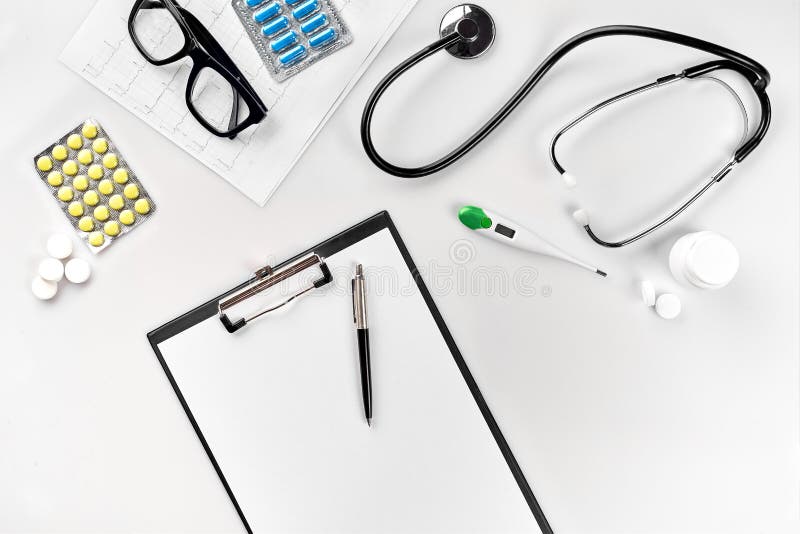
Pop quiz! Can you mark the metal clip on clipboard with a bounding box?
[218,254,333,333]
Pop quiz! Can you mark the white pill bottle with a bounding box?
[669,231,739,289]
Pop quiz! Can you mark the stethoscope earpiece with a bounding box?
[439,4,495,59]
[361,10,771,248]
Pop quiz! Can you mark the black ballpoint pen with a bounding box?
[352,264,372,427]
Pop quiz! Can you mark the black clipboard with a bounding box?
[147,211,553,534]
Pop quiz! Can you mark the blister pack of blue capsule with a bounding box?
[232,0,353,82]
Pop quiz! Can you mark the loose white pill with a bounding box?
[46,233,73,259]
[64,258,91,284]
[31,276,58,300]
[655,293,682,320]
[640,280,656,307]
[38,257,64,282]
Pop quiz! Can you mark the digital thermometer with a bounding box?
[458,205,607,277]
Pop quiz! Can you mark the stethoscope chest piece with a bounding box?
[439,4,495,59]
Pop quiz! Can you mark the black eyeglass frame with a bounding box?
[128,0,267,138]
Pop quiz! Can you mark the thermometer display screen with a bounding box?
[495,224,516,239]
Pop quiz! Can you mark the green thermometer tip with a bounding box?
[458,206,492,230]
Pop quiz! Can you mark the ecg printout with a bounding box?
[61,0,417,206]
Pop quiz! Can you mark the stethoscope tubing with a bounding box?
[361,25,771,179]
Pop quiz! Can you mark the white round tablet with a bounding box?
[640,280,656,307]
[38,257,64,282]
[46,233,73,260]
[64,258,92,284]
[655,293,682,320]
[31,276,58,300]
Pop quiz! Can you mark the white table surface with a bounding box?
[1,1,798,533]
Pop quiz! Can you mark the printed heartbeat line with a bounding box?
[74,0,297,172]
[62,0,405,204]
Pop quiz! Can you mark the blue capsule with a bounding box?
[299,12,327,34]
[270,30,298,52]
[291,0,318,20]
[261,16,289,37]
[278,44,307,65]
[246,0,265,7]
[308,27,336,48]
[284,0,305,4]
[253,2,280,23]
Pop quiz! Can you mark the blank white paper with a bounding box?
[158,229,540,533]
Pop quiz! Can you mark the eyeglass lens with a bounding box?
[190,67,252,134]
[132,0,187,62]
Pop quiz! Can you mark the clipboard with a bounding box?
[147,211,553,534]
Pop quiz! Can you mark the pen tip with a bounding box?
[596,269,607,277]
[367,418,372,428]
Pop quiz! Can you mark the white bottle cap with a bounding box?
[669,231,739,289]
[38,257,64,282]
[655,293,681,320]
[685,233,739,288]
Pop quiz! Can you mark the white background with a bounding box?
[1,1,798,533]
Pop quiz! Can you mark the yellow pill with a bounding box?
[83,190,100,206]
[92,138,108,154]
[102,153,118,169]
[78,216,94,232]
[98,179,114,196]
[119,210,136,226]
[88,231,105,247]
[52,145,68,161]
[124,184,140,199]
[47,171,64,187]
[94,205,110,221]
[57,187,73,202]
[78,149,93,165]
[112,168,129,184]
[73,175,89,191]
[68,201,84,217]
[104,221,121,237]
[108,194,125,210]
[63,160,79,176]
[134,198,151,215]
[82,121,98,139]
[88,164,104,180]
[67,134,83,150]
[37,156,53,172]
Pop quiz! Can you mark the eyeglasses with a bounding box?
[128,0,267,139]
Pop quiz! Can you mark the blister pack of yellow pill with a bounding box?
[33,119,156,253]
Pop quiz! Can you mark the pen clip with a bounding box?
[351,277,356,324]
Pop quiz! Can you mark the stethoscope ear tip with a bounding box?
[561,172,577,189]
[572,208,589,227]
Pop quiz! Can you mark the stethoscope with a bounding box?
[361,4,772,248]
